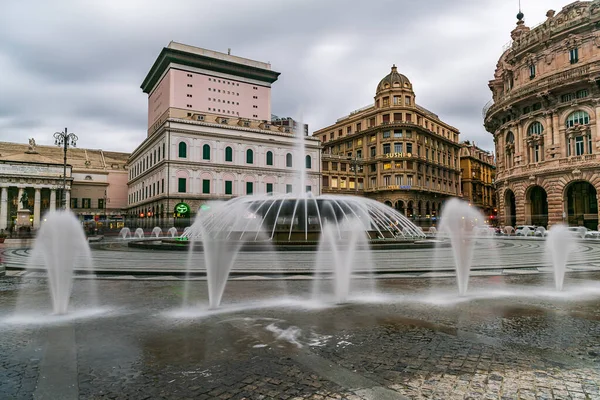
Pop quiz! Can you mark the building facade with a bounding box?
[459,141,497,221]
[128,42,321,226]
[0,140,129,231]
[484,2,600,229]
[313,66,462,227]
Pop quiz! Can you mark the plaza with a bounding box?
[2,237,600,399]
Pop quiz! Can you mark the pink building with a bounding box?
[143,42,279,134]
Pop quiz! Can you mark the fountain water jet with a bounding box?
[546,224,575,291]
[134,228,144,238]
[118,227,131,239]
[438,199,485,296]
[312,217,375,304]
[28,210,96,315]
[151,226,162,238]
[167,227,178,238]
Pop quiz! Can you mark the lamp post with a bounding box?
[53,128,78,208]
[348,155,361,193]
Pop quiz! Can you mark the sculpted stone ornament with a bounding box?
[26,138,37,153]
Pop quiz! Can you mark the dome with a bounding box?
[376,65,412,93]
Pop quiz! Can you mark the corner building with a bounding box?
[127,42,321,226]
[314,66,461,227]
[459,141,497,221]
[484,2,600,229]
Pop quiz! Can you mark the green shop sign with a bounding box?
[174,202,190,217]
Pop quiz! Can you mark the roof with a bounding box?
[141,42,281,94]
[0,141,130,172]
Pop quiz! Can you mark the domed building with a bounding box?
[484,2,600,230]
[314,65,462,228]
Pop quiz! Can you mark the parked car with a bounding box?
[474,226,497,237]
[568,226,600,239]
[515,225,536,236]
[534,227,548,237]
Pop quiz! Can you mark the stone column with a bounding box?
[552,112,560,148]
[0,187,8,230]
[65,190,71,210]
[33,188,41,228]
[50,189,56,211]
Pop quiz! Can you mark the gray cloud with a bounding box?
[0,0,569,153]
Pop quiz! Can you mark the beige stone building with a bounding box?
[484,1,600,229]
[0,140,129,231]
[459,141,497,222]
[314,66,462,227]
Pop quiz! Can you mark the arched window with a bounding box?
[286,153,293,168]
[225,146,233,162]
[178,142,187,158]
[203,144,211,160]
[246,149,254,164]
[506,131,514,143]
[266,151,273,166]
[305,155,312,169]
[527,122,543,136]
[566,110,590,128]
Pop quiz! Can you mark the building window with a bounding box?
[356,122,362,132]
[266,151,273,166]
[305,155,312,169]
[383,143,391,154]
[588,134,593,154]
[161,179,164,193]
[569,47,579,64]
[71,198,78,208]
[534,145,540,163]
[356,149,362,159]
[266,183,273,193]
[286,153,293,167]
[178,178,186,193]
[383,163,392,170]
[575,136,585,156]
[382,97,389,107]
[393,96,401,105]
[370,177,376,188]
[370,164,377,172]
[527,121,544,135]
[383,176,391,185]
[286,184,293,193]
[98,198,104,209]
[225,146,233,162]
[561,93,573,103]
[394,130,402,138]
[306,186,312,193]
[246,182,253,195]
[225,180,233,195]
[178,142,187,158]
[331,178,338,188]
[405,96,411,105]
[203,144,211,160]
[202,179,210,194]
[370,147,376,157]
[529,64,536,79]
[395,175,403,186]
[382,114,390,123]
[246,149,254,164]
[566,110,590,128]
[347,126,352,134]
[406,143,413,154]
[394,143,402,153]
[82,198,91,209]
[576,89,589,99]
[383,131,391,139]
[407,175,413,186]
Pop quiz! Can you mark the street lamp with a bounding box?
[348,155,361,193]
[53,128,78,208]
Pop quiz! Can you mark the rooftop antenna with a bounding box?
[227,48,231,55]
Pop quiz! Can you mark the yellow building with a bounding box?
[459,141,497,222]
[313,65,462,227]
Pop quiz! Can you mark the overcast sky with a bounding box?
[0,0,571,154]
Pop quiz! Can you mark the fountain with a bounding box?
[134,228,144,238]
[28,210,96,314]
[546,224,575,291]
[151,227,162,238]
[312,218,375,304]
[119,227,131,239]
[438,198,485,296]
[167,227,178,238]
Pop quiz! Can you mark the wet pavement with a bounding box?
[1,272,600,399]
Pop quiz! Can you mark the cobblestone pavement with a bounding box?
[1,273,600,399]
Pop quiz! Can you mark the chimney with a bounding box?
[227,48,231,55]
